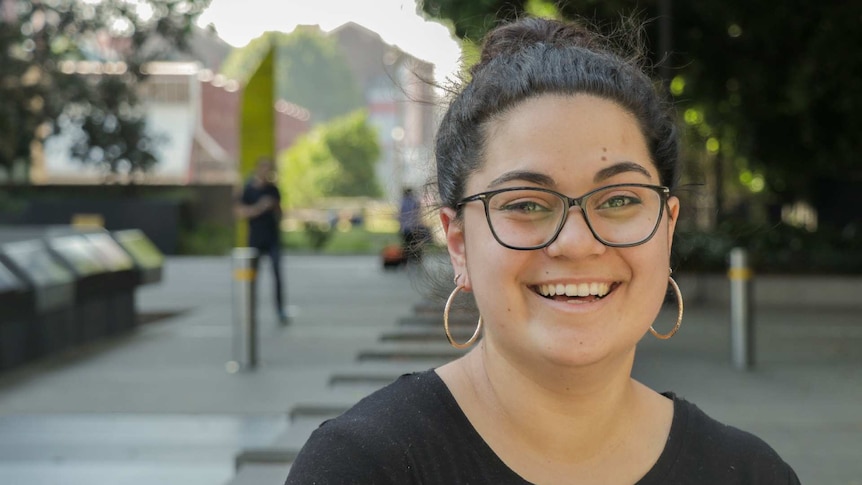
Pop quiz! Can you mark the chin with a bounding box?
[506,327,608,369]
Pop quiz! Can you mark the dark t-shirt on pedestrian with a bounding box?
[241,180,281,249]
[285,370,800,484]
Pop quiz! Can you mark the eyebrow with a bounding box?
[487,161,652,189]
[488,170,556,188]
[594,161,653,183]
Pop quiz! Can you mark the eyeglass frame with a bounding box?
[456,183,671,250]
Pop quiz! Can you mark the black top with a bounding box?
[241,179,281,249]
[286,370,800,484]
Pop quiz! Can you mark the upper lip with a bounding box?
[532,281,615,298]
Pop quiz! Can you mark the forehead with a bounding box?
[476,94,655,188]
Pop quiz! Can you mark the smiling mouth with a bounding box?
[532,282,619,303]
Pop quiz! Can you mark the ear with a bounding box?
[440,207,470,290]
[665,195,680,256]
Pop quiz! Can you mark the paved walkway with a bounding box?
[0,254,858,484]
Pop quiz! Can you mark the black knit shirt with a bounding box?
[286,370,800,484]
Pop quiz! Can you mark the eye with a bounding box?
[596,194,642,210]
[500,199,552,213]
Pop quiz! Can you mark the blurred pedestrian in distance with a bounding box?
[235,157,288,324]
[286,16,799,484]
[398,187,428,263]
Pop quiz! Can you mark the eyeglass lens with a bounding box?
[485,185,662,248]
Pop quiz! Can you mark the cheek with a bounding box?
[628,239,673,308]
[463,220,530,305]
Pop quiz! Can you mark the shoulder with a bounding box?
[653,394,800,484]
[319,370,445,437]
[285,371,450,484]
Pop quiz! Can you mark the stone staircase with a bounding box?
[222,301,479,484]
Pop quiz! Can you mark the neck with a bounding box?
[466,342,641,460]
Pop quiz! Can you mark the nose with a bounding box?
[543,207,607,258]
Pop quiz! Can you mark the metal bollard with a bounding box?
[231,247,258,371]
[728,247,754,370]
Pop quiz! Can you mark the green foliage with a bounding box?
[221,28,363,123]
[178,222,234,256]
[277,132,340,209]
[421,1,862,228]
[302,221,334,250]
[674,222,862,275]
[0,0,211,179]
[421,0,527,42]
[277,110,382,205]
[322,110,382,197]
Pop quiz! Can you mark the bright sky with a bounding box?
[196,0,462,83]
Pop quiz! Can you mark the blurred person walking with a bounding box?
[235,157,288,324]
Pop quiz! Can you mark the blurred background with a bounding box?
[0,1,860,484]
[0,0,858,271]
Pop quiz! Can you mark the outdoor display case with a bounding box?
[81,231,138,334]
[111,229,164,286]
[0,259,34,369]
[0,225,160,371]
[45,233,113,343]
[0,239,76,357]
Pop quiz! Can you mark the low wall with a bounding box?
[0,184,235,254]
[675,273,862,310]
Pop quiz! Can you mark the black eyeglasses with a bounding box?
[457,183,670,250]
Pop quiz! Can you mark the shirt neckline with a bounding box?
[422,369,686,484]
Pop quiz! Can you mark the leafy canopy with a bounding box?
[0,0,211,180]
[421,0,862,218]
[278,109,381,208]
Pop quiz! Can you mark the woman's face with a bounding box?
[442,94,679,369]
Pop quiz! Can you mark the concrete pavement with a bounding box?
[0,254,858,484]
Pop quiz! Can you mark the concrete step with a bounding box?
[289,402,353,422]
[233,415,332,470]
[406,305,479,321]
[223,463,291,485]
[380,325,476,343]
[356,342,467,363]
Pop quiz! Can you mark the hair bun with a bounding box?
[473,18,601,76]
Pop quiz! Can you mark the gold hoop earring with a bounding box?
[650,276,683,340]
[443,285,482,349]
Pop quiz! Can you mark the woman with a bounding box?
[286,17,799,484]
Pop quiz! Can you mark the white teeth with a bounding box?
[577,283,590,297]
[538,282,613,298]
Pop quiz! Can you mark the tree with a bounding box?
[277,131,339,210]
[323,110,382,198]
[220,28,364,123]
[0,0,211,181]
[278,109,381,207]
[422,0,862,228]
